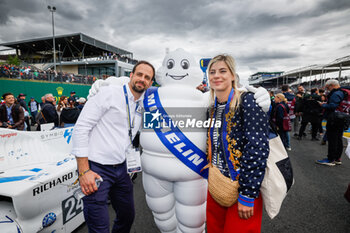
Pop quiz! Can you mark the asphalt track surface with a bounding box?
[74,135,350,233]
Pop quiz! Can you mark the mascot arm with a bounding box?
[244,86,271,113]
[88,76,129,99]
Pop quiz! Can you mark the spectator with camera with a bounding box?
[60,98,81,127]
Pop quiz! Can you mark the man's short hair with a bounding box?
[132,60,155,80]
[311,88,317,94]
[2,92,14,100]
[44,93,53,101]
[325,79,339,87]
[281,85,289,92]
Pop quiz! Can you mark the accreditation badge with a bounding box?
[126,145,142,173]
[136,104,143,114]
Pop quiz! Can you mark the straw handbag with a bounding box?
[207,112,239,207]
[208,165,239,207]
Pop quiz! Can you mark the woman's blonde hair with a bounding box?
[208,54,242,113]
[275,93,288,103]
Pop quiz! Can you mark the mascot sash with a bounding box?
[144,87,208,179]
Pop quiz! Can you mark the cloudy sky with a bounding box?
[0,0,349,84]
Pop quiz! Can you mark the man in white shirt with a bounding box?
[71,61,155,233]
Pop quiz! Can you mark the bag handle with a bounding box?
[40,106,47,123]
[279,103,288,116]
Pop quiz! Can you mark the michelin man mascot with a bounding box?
[88,49,270,233]
[141,48,209,233]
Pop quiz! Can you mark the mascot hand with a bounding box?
[237,86,247,92]
[88,80,109,99]
[245,86,271,113]
[88,76,129,99]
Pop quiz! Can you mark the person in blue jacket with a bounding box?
[316,79,346,166]
[273,93,290,149]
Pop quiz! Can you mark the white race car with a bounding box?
[0,127,84,233]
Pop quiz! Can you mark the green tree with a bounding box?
[6,55,21,66]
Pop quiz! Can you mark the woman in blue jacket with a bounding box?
[273,93,290,149]
[206,54,269,233]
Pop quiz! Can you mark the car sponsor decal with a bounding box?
[28,172,50,181]
[64,129,73,144]
[0,215,22,232]
[42,212,57,228]
[0,168,48,183]
[62,195,83,224]
[7,148,29,160]
[0,175,34,184]
[0,215,14,223]
[0,133,17,139]
[22,168,42,172]
[33,172,73,196]
[40,131,64,141]
[56,157,74,166]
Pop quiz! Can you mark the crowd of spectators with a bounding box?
[91,52,137,64]
[0,64,102,84]
[0,91,86,131]
[270,80,350,166]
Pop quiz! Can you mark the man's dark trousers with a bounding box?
[83,160,135,233]
[298,114,319,139]
[326,119,345,161]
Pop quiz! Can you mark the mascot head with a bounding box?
[156,48,203,87]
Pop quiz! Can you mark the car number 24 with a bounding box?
[62,196,83,224]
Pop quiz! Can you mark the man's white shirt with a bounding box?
[71,84,143,164]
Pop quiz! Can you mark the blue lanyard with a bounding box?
[211,88,235,123]
[210,88,234,150]
[210,88,238,179]
[123,85,138,144]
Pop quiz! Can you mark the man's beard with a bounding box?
[132,82,145,93]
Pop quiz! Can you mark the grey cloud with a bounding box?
[54,4,84,21]
[107,0,212,35]
[0,0,349,80]
[0,0,84,25]
[239,50,300,64]
[248,66,259,72]
[0,0,45,24]
[314,0,350,14]
[341,43,350,49]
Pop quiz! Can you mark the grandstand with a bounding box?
[0,33,136,78]
[249,72,284,86]
[249,55,350,90]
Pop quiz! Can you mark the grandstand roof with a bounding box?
[324,55,350,68]
[279,64,341,77]
[250,71,284,76]
[0,33,133,60]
